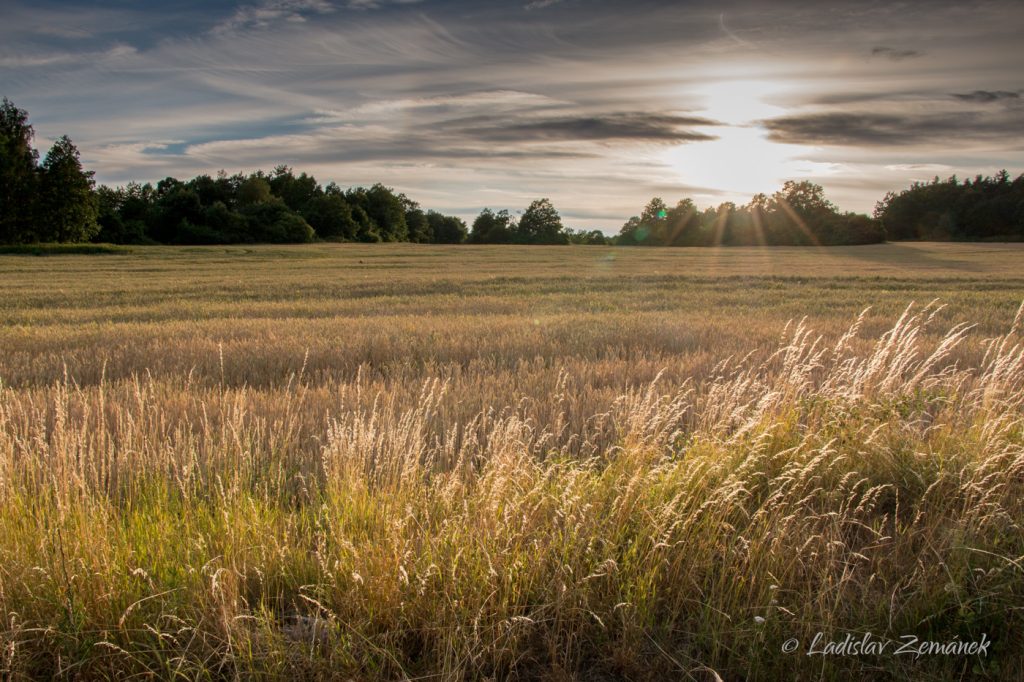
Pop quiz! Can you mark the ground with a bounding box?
[0,242,1022,680]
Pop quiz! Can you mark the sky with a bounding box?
[2,0,1023,232]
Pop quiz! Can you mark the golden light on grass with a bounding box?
[0,244,1022,679]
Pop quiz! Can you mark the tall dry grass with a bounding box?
[1,301,1022,680]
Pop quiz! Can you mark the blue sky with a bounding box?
[3,0,1022,231]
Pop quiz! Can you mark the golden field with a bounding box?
[1,242,1023,680]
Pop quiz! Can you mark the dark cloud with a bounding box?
[870,46,922,61]
[951,90,1020,103]
[761,110,1024,146]
[4,0,1024,217]
[810,91,930,106]
[457,113,720,144]
[186,135,601,166]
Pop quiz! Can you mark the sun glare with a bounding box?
[665,77,821,201]
[698,78,784,126]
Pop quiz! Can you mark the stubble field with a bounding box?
[1,242,1023,680]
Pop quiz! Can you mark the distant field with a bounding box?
[3,242,1022,388]
[1,242,1022,680]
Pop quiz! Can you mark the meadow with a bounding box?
[1,242,1023,680]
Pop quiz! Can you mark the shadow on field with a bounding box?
[836,242,987,273]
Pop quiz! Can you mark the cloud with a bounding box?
[870,46,922,61]
[951,90,1020,103]
[180,124,600,167]
[884,163,954,172]
[88,140,187,174]
[307,90,565,123]
[718,13,755,49]
[761,109,1024,147]
[4,0,1023,220]
[178,111,715,169]
[455,113,720,144]
[346,0,423,10]
[215,0,336,33]
[0,44,136,68]
[214,0,426,31]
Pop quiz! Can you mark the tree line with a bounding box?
[93,171,471,245]
[617,181,884,246]
[4,98,1024,247]
[874,171,1024,241]
[1,98,578,246]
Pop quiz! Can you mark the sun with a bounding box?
[698,78,784,126]
[664,77,824,201]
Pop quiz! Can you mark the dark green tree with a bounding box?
[302,190,358,240]
[516,198,567,244]
[665,198,700,245]
[565,228,608,245]
[36,136,99,242]
[426,211,467,244]
[347,184,408,241]
[269,165,320,212]
[876,171,1023,241]
[237,175,274,206]
[351,205,381,242]
[94,185,149,243]
[240,197,314,243]
[404,207,432,243]
[151,180,202,243]
[617,183,882,247]
[0,98,39,243]
[188,173,235,208]
[469,208,516,244]
[617,198,667,245]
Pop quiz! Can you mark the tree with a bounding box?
[618,197,668,245]
[94,185,148,244]
[239,197,314,243]
[876,171,1024,241]
[774,180,835,218]
[469,208,516,244]
[347,184,408,241]
[188,173,235,208]
[565,228,608,245]
[426,211,467,244]
[351,205,381,242]
[617,182,884,247]
[151,182,202,243]
[302,191,358,240]
[516,198,566,244]
[405,207,432,243]
[0,98,39,243]
[237,175,274,206]
[665,198,700,245]
[269,165,320,211]
[36,136,99,242]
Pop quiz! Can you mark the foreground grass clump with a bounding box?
[1,302,1022,680]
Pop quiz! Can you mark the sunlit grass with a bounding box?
[0,244,1022,679]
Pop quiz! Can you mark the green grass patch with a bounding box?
[0,242,131,255]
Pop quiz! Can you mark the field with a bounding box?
[1,242,1023,680]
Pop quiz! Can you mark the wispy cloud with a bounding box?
[2,0,1023,225]
[0,44,136,69]
[214,0,337,33]
[762,109,1024,147]
[454,113,719,143]
[870,46,923,61]
[718,13,755,49]
[951,89,1020,103]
